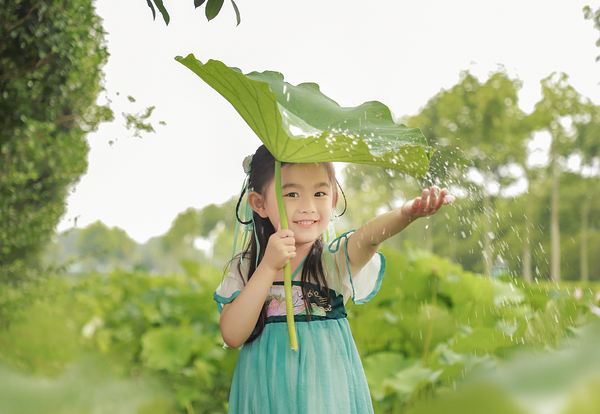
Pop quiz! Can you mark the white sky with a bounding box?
[57,0,600,243]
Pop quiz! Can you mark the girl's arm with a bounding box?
[346,186,454,275]
[219,229,296,348]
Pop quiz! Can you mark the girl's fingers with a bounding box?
[411,197,421,212]
[405,186,455,220]
[266,231,296,269]
[269,230,295,248]
[276,228,294,238]
[280,235,295,248]
[420,189,430,212]
[436,187,455,206]
[444,194,456,204]
[422,187,436,213]
[417,186,455,216]
[434,188,447,211]
[428,186,438,211]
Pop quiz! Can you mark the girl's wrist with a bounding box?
[255,261,279,282]
[398,205,416,224]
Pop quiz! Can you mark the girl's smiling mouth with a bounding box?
[295,220,318,227]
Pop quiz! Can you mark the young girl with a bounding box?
[214,145,454,413]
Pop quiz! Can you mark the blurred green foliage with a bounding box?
[0,276,178,413]
[339,68,600,282]
[42,200,239,275]
[406,319,600,414]
[3,247,598,413]
[347,247,600,412]
[404,70,529,277]
[0,0,112,283]
[69,261,237,412]
[0,360,177,414]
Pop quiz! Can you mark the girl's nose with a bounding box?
[301,199,316,213]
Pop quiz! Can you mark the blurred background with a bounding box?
[2,1,600,413]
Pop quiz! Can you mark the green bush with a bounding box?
[348,247,600,412]
[72,261,237,413]
[0,0,111,282]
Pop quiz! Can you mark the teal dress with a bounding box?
[214,232,385,414]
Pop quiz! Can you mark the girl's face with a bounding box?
[251,163,338,248]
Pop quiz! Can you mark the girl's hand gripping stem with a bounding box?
[262,229,296,273]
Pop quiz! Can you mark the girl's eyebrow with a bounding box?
[282,182,330,190]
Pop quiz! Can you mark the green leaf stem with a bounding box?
[275,161,298,350]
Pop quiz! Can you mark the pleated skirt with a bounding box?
[227,318,374,414]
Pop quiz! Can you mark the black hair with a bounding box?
[234,145,340,343]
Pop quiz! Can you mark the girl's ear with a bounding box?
[332,190,339,208]
[247,191,268,218]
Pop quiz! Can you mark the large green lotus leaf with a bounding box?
[175,54,433,177]
[362,352,441,402]
[141,326,199,372]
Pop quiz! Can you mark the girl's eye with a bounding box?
[284,192,299,198]
[315,191,327,197]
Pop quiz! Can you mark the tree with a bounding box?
[0,0,111,282]
[570,102,600,281]
[528,73,588,282]
[584,5,600,62]
[163,199,237,268]
[75,221,138,271]
[555,172,600,281]
[517,145,547,282]
[408,70,529,276]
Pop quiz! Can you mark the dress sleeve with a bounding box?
[327,231,385,305]
[213,257,247,313]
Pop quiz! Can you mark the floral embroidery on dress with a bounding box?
[266,285,330,318]
[266,286,305,316]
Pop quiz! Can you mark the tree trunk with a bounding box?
[550,140,561,282]
[523,191,533,282]
[483,188,493,278]
[580,197,590,282]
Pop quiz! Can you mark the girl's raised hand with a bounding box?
[262,228,296,273]
[401,186,455,221]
